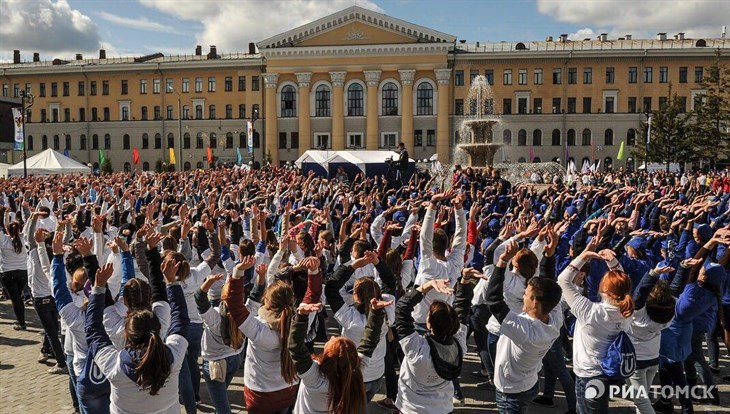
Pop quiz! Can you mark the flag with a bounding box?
[12,108,24,150]
[207,147,213,164]
[236,147,243,166]
[169,147,176,165]
[247,121,254,154]
[63,149,70,157]
[617,141,625,160]
[99,149,106,165]
[133,148,140,165]
[529,146,534,162]
[646,114,652,144]
[581,159,591,174]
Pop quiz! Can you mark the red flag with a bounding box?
[132,148,139,165]
[529,146,534,162]
[206,147,213,164]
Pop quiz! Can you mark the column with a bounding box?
[263,73,279,166]
[399,69,416,154]
[330,71,347,150]
[296,72,312,156]
[364,70,381,150]
[434,69,451,163]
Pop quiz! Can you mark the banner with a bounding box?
[99,149,106,165]
[132,148,139,165]
[169,147,176,165]
[206,147,213,164]
[646,115,652,144]
[236,147,243,166]
[247,121,253,154]
[63,149,70,157]
[12,108,23,150]
[617,141,625,160]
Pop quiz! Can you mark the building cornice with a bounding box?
[261,42,450,59]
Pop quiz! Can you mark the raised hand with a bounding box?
[161,258,181,283]
[235,255,256,272]
[52,230,64,255]
[115,236,129,252]
[34,228,49,244]
[73,237,93,257]
[297,302,322,315]
[681,257,703,268]
[201,273,225,292]
[499,240,520,262]
[419,278,454,295]
[653,265,675,275]
[255,262,268,279]
[146,231,163,250]
[94,263,115,288]
[597,248,617,262]
[370,297,394,311]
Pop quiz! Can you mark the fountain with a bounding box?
[455,75,502,166]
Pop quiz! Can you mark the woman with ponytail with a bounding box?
[558,246,634,414]
[0,221,29,330]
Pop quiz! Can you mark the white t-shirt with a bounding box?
[628,307,673,361]
[293,354,374,414]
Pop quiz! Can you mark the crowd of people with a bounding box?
[0,158,729,414]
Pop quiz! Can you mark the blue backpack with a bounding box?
[601,331,636,380]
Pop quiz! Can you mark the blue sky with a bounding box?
[1,0,727,60]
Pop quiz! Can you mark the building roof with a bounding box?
[455,37,730,54]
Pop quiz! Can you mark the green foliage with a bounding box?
[687,50,730,163]
[154,158,163,173]
[100,158,113,174]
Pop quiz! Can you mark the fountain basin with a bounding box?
[456,143,503,167]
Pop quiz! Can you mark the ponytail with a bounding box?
[226,311,245,350]
[8,223,22,254]
[316,337,366,414]
[599,270,635,318]
[617,295,635,318]
[278,306,297,384]
[125,310,171,396]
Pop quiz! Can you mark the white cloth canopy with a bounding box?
[7,149,91,176]
[294,150,332,168]
[322,150,408,174]
[0,163,10,178]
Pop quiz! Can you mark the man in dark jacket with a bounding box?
[396,142,408,187]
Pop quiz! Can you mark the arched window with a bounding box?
[239,132,246,148]
[253,131,260,148]
[80,134,86,150]
[167,133,175,148]
[381,82,398,116]
[53,134,59,150]
[104,134,111,149]
[416,82,433,115]
[27,135,34,150]
[518,129,527,146]
[347,83,364,116]
[154,133,161,149]
[280,85,296,117]
[184,161,191,171]
[183,132,190,149]
[532,129,542,146]
[518,157,526,163]
[210,132,217,148]
[42,135,48,149]
[92,134,98,149]
[567,129,576,146]
[226,132,233,148]
[582,129,591,146]
[551,129,560,146]
[123,162,131,172]
[315,84,330,117]
[503,129,512,145]
[604,129,614,146]
[627,129,636,146]
[123,134,130,150]
[65,134,71,150]
[142,161,150,171]
[208,105,216,119]
[196,132,203,149]
[604,156,613,171]
[142,133,149,149]
[533,157,541,163]
[196,161,204,169]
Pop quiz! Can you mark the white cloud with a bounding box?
[568,28,596,41]
[537,0,730,39]
[139,0,383,53]
[98,11,184,35]
[0,0,102,57]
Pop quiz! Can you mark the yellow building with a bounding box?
[1,6,728,171]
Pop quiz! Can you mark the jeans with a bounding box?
[495,381,539,414]
[365,377,384,410]
[470,304,493,378]
[66,354,79,410]
[179,322,204,414]
[626,364,659,414]
[1,270,28,326]
[33,296,66,367]
[202,353,242,414]
[684,330,715,389]
[706,328,720,367]
[575,375,610,414]
[383,332,401,400]
[658,361,693,414]
[486,331,500,376]
[541,337,576,410]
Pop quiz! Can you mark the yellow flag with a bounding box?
[169,147,176,164]
[617,141,625,160]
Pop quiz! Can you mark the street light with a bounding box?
[18,90,34,178]
[167,85,183,171]
[643,110,651,170]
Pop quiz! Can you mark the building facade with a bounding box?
[1,6,728,172]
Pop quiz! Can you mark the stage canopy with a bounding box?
[7,149,91,176]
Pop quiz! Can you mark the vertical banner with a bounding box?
[12,108,23,150]
[247,121,253,154]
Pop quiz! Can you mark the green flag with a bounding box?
[99,149,106,165]
[617,141,625,160]
[236,147,243,166]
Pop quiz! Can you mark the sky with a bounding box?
[0,0,728,62]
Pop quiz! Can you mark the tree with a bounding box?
[154,158,163,173]
[100,158,113,174]
[687,50,730,164]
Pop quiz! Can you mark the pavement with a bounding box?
[2,299,730,414]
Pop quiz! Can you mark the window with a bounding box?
[604,129,614,146]
[551,129,560,146]
[224,77,232,92]
[196,132,203,148]
[627,129,636,146]
[583,68,592,84]
[503,69,512,85]
[414,130,423,146]
[78,81,85,96]
[103,134,111,149]
[225,132,234,148]
[42,135,48,149]
[518,69,527,85]
[53,135,60,150]
[195,105,203,119]
[694,66,704,83]
[24,83,31,95]
[381,82,398,116]
[65,134,71,149]
[141,106,148,120]
[166,105,173,120]
[455,99,464,115]
[166,78,173,93]
[518,98,528,114]
[52,108,59,122]
[103,107,110,121]
[51,82,58,97]
[239,132,246,148]
[679,96,687,113]
[252,76,259,91]
[552,97,561,113]
[503,98,512,115]
[79,108,85,122]
[151,79,160,94]
[628,97,637,113]
[643,67,653,83]
[167,133,175,148]
[64,108,70,122]
[517,129,527,146]
[532,129,542,146]
[209,105,216,119]
[79,134,86,150]
[123,134,130,149]
[143,162,150,171]
[552,68,562,85]
[347,133,363,148]
[426,129,436,147]
[280,85,296,117]
[39,83,45,97]
[659,67,668,83]
[659,97,668,109]
[381,132,397,148]
[416,82,433,115]
[238,104,246,119]
[568,68,577,84]
[470,70,479,84]
[643,97,652,113]
[225,104,232,119]
[91,108,97,121]
[122,106,129,121]
[582,97,591,113]
[582,129,591,146]
[291,132,299,149]
[182,105,189,119]
[606,67,615,84]
[315,84,330,117]
[208,77,216,92]
[63,82,69,96]
[154,106,161,120]
[195,77,203,93]
[183,133,190,148]
[102,80,109,95]
[154,133,162,149]
[142,133,149,149]
[604,96,615,113]
[182,78,190,93]
[347,83,364,116]
[12,83,19,97]
[209,133,216,148]
[533,98,542,114]
[679,67,688,83]
[90,81,97,96]
[485,69,494,85]
[567,129,576,146]
[279,132,287,149]
[92,134,99,149]
[253,131,260,148]
[628,67,638,83]
[534,69,543,85]
[252,104,259,119]
[121,80,128,95]
[455,70,464,86]
[503,130,512,145]
[238,76,246,91]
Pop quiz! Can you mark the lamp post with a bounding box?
[643,110,651,170]
[167,85,183,171]
[18,90,34,178]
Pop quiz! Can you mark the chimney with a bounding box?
[207,45,217,59]
[248,42,256,54]
[33,52,40,62]
[13,50,20,64]
[678,32,685,40]
[625,34,632,40]
[657,32,667,41]
[476,41,480,48]
[546,35,553,42]
[99,49,106,59]
[673,34,679,40]
[76,53,83,60]
[559,34,568,42]
[599,33,608,42]
[195,45,202,56]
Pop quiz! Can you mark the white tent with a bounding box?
[294,150,332,168]
[322,150,406,173]
[0,163,10,179]
[7,149,91,176]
